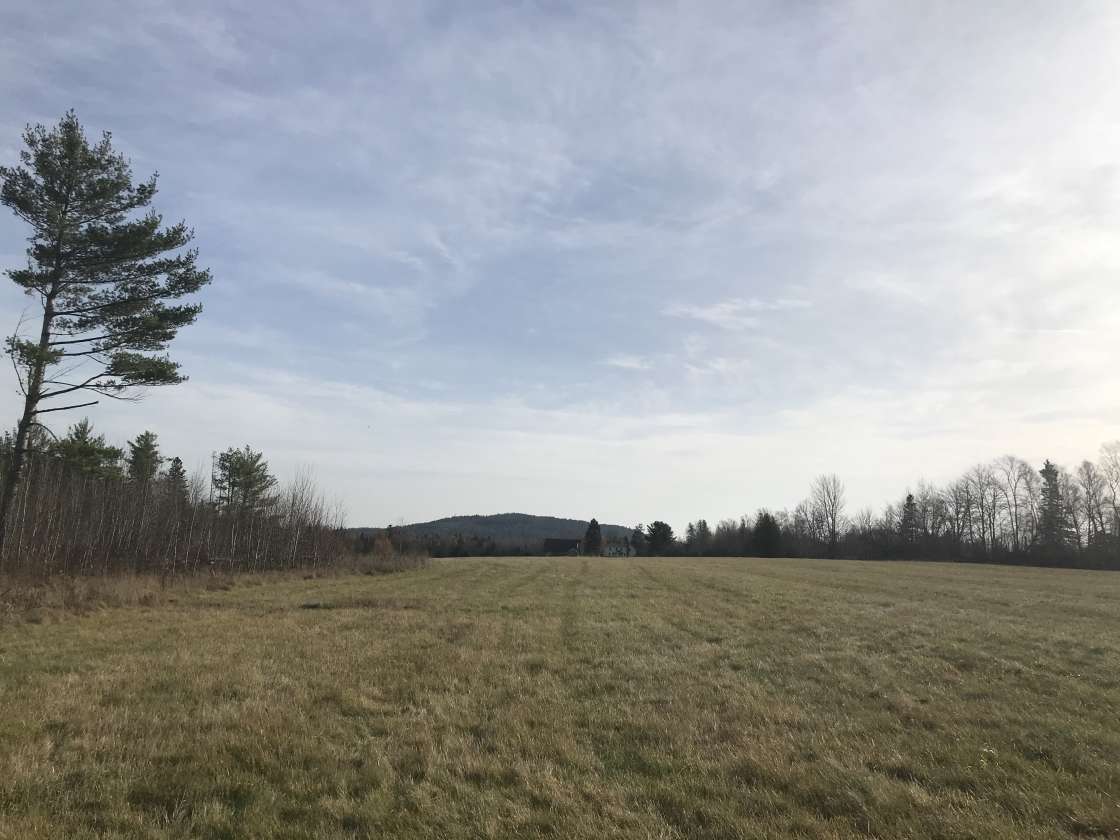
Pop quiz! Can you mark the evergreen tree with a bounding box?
[0,424,51,466]
[126,430,162,482]
[629,524,646,556]
[645,521,675,555]
[0,113,210,550]
[738,516,752,556]
[754,510,782,557]
[164,455,188,502]
[583,518,603,555]
[1038,459,1070,553]
[212,445,277,516]
[51,418,123,479]
[900,493,920,551]
[694,519,712,554]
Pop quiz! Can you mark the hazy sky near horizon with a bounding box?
[1,1,1118,529]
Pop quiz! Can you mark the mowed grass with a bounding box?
[1,558,1118,839]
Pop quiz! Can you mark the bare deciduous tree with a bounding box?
[810,473,845,558]
[1099,441,1120,536]
[1077,460,1108,546]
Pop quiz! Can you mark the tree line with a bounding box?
[0,419,348,576]
[623,447,1120,569]
[359,529,526,559]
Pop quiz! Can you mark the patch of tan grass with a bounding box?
[1,557,1118,838]
[0,573,172,625]
[0,552,428,627]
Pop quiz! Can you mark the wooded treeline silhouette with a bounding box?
[379,448,1120,571]
[367,446,1120,571]
[640,448,1120,569]
[0,420,349,576]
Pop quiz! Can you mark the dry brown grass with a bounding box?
[0,554,428,627]
[0,573,175,625]
[1,557,1118,838]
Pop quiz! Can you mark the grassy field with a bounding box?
[1,557,1118,839]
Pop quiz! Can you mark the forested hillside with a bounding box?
[350,513,630,556]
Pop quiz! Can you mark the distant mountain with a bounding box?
[350,513,631,545]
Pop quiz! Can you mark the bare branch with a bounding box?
[39,373,116,400]
[32,400,100,415]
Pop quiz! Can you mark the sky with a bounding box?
[0,0,1118,530]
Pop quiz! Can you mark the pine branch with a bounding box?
[55,262,172,289]
[49,324,152,346]
[51,290,169,318]
[32,400,99,415]
[38,373,116,400]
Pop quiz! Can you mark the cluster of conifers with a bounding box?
[0,423,346,577]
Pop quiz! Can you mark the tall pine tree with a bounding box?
[629,524,646,557]
[900,493,920,552]
[1038,459,1070,554]
[645,521,675,555]
[212,445,277,517]
[51,418,123,479]
[0,113,210,553]
[754,511,782,557]
[164,455,188,503]
[583,518,603,555]
[694,519,712,554]
[126,430,162,482]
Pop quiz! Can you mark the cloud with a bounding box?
[664,297,812,330]
[603,354,653,371]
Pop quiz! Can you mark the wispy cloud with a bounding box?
[603,354,653,371]
[664,297,812,330]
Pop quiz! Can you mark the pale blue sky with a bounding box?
[1,1,1118,528]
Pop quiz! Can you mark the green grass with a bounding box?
[2,557,1118,839]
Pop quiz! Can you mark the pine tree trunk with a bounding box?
[0,211,64,570]
[0,302,53,570]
